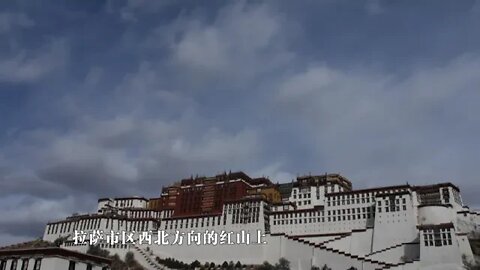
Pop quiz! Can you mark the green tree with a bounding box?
[462,254,480,270]
[222,261,229,269]
[86,245,145,270]
[110,254,128,270]
[125,252,136,267]
[256,261,275,270]
[86,245,110,258]
[124,252,144,270]
[191,260,201,269]
[53,236,69,247]
[235,261,242,269]
[321,265,331,270]
[311,266,320,270]
[275,258,290,270]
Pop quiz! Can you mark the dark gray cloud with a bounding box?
[0,174,66,199]
[1,0,480,245]
[0,12,34,33]
[0,221,45,239]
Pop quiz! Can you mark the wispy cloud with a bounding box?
[0,39,68,83]
[0,12,34,33]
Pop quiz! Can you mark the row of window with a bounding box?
[378,197,406,205]
[376,197,408,213]
[272,213,375,225]
[333,189,409,199]
[297,200,313,206]
[325,189,409,205]
[377,205,407,213]
[293,193,312,199]
[68,261,109,270]
[106,220,151,232]
[0,258,41,270]
[226,202,261,210]
[164,216,221,230]
[114,199,140,208]
[48,219,152,235]
[452,189,462,205]
[418,191,442,205]
[327,197,374,206]
[118,210,161,219]
[231,207,260,224]
[328,207,374,216]
[423,228,453,247]
[163,208,263,230]
[292,185,344,196]
[273,211,319,219]
[47,218,101,235]
[273,206,375,220]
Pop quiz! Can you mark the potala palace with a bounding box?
[41,172,480,270]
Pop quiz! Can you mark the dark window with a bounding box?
[10,259,17,270]
[86,264,92,270]
[21,259,28,270]
[33,258,42,270]
[0,260,6,270]
[69,261,76,270]
[434,230,442,246]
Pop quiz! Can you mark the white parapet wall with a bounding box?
[366,242,420,264]
[418,205,456,225]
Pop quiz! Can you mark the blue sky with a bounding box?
[1,0,480,245]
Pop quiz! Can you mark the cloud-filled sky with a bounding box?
[1,0,480,246]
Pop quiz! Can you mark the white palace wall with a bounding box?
[366,243,420,264]
[41,177,479,270]
[372,193,418,251]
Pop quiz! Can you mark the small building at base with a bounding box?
[0,240,110,270]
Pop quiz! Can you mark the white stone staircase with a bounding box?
[132,244,170,270]
[285,232,421,270]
